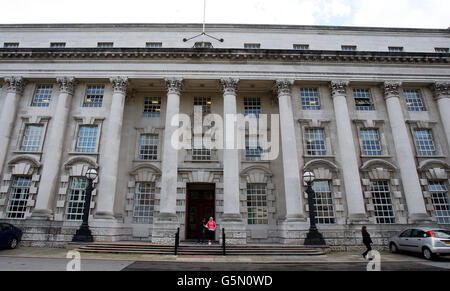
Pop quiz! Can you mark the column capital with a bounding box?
[4,76,26,95]
[430,82,450,101]
[382,81,402,100]
[57,77,77,95]
[274,79,294,97]
[165,78,183,95]
[329,80,349,98]
[220,78,239,95]
[110,76,129,94]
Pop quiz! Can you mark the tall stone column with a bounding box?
[330,80,367,223]
[152,78,183,244]
[431,82,450,149]
[0,77,26,176]
[383,81,430,223]
[31,77,77,220]
[95,77,128,219]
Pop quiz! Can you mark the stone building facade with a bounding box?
[0,24,449,249]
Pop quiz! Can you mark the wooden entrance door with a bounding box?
[186,183,215,240]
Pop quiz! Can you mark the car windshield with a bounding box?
[432,230,450,239]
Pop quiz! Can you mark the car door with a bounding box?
[397,229,413,251]
[408,229,426,253]
[0,223,7,248]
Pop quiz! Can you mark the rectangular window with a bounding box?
[76,126,98,153]
[50,42,66,48]
[194,97,212,114]
[31,85,53,107]
[404,89,426,111]
[293,44,309,50]
[192,140,211,161]
[244,43,261,49]
[370,181,395,224]
[312,181,335,224]
[389,46,404,52]
[4,42,19,48]
[133,182,156,224]
[146,42,162,48]
[244,97,262,118]
[300,88,321,110]
[435,47,449,53]
[247,184,268,225]
[97,42,113,48]
[414,129,436,156]
[428,182,450,224]
[66,177,88,221]
[360,129,382,156]
[139,134,158,160]
[342,45,357,51]
[245,135,263,161]
[84,85,104,107]
[353,89,374,111]
[21,125,44,152]
[7,177,32,219]
[305,128,327,156]
[143,97,161,117]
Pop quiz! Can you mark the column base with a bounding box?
[29,209,53,220]
[151,212,180,244]
[94,211,116,220]
[221,214,246,245]
[408,213,433,224]
[284,214,307,223]
[346,213,369,225]
[278,219,309,245]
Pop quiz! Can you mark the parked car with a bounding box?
[389,227,450,260]
[0,223,22,249]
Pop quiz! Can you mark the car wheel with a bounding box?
[389,243,398,254]
[422,247,434,260]
[9,238,18,249]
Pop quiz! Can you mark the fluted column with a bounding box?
[95,77,128,219]
[31,77,77,219]
[158,78,183,220]
[0,76,26,176]
[383,81,430,223]
[275,80,305,221]
[330,80,367,223]
[431,82,450,149]
[220,78,242,221]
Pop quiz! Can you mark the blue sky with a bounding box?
[2,0,450,29]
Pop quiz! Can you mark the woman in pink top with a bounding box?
[206,217,216,245]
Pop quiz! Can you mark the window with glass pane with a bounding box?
[300,88,321,110]
[133,182,156,224]
[143,97,161,117]
[305,128,326,156]
[66,177,88,221]
[76,126,98,153]
[404,89,426,111]
[139,134,158,160]
[31,85,53,107]
[7,177,32,219]
[414,129,436,156]
[353,89,374,111]
[428,181,450,224]
[97,42,113,48]
[192,137,211,161]
[4,42,19,48]
[245,135,263,161]
[293,44,309,50]
[244,43,260,49]
[194,97,212,114]
[146,42,162,48]
[21,125,43,152]
[342,45,357,51]
[247,184,268,225]
[312,181,335,224]
[388,47,403,52]
[84,85,104,107]
[360,129,382,156]
[244,97,262,118]
[435,48,449,53]
[370,181,395,224]
[50,42,66,48]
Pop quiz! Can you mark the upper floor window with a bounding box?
[305,128,326,156]
[312,181,335,224]
[435,47,449,53]
[50,42,66,48]
[414,129,436,156]
[66,177,88,221]
[388,46,404,52]
[341,45,357,51]
[244,43,261,49]
[75,125,99,153]
[84,85,104,108]
[293,44,309,50]
[133,182,156,224]
[31,85,53,107]
[21,124,44,152]
[353,89,374,111]
[300,88,321,110]
[404,89,426,111]
[143,97,161,117]
[7,176,32,219]
[194,42,212,48]
[4,42,19,48]
[247,183,268,225]
[360,129,382,156]
[370,180,395,224]
[146,42,162,48]
[428,181,450,224]
[245,135,263,161]
[97,42,113,48]
[244,97,262,118]
[139,134,159,160]
[194,96,212,114]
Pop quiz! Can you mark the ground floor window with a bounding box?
[312,181,335,224]
[133,182,156,224]
[428,181,450,224]
[66,177,88,221]
[247,183,268,225]
[7,176,32,219]
[370,180,395,224]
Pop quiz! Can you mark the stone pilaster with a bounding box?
[31,77,77,220]
[430,82,450,149]
[95,77,128,220]
[330,80,367,224]
[383,81,430,223]
[0,76,26,176]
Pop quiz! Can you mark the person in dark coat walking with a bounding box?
[361,226,373,259]
[198,218,206,244]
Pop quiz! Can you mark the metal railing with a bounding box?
[174,227,180,256]
[222,228,226,256]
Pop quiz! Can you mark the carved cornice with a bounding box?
[4,76,26,95]
[430,82,450,100]
[56,76,77,95]
[330,80,348,98]
[220,78,239,95]
[165,78,183,95]
[110,76,129,94]
[382,81,402,100]
[274,79,294,97]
